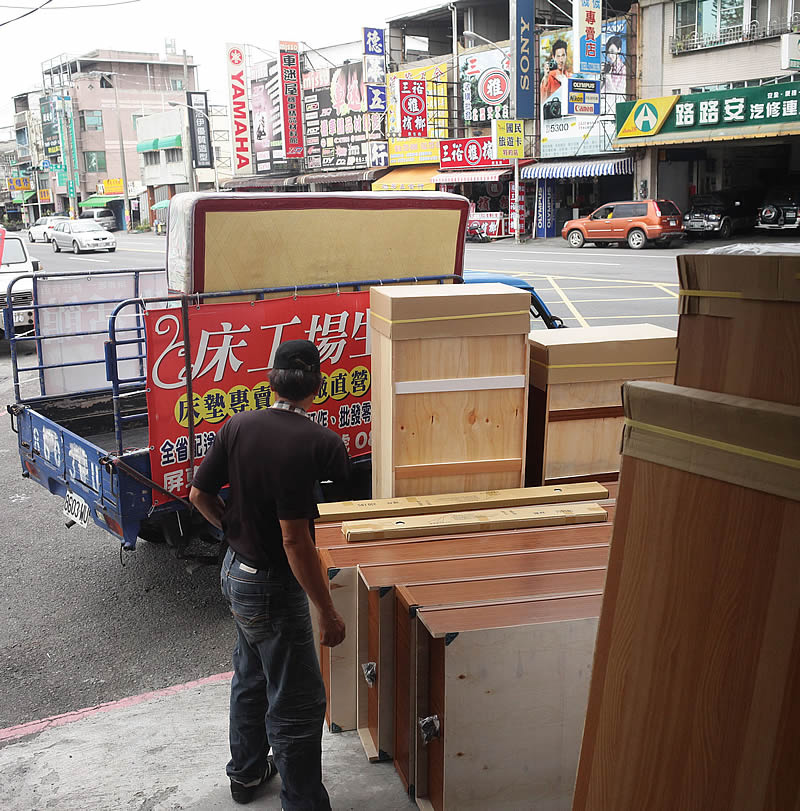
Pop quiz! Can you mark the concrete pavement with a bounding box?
[0,672,414,811]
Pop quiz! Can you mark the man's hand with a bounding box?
[319,609,346,648]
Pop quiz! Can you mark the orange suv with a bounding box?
[562,199,685,249]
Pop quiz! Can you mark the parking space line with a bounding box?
[564,296,677,304]
[652,282,679,298]
[468,269,680,287]
[73,257,111,263]
[546,275,589,327]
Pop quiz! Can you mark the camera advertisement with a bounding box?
[539,18,627,158]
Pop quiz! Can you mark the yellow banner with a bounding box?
[617,96,679,139]
[387,61,449,166]
[492,119,524,159]
[102,177,124,195]
[37,189,52,204]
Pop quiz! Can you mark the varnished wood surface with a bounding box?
[573,455,800,811]
[359,545,609,590]
[418,593,604,637]
[319,519,614,570]
[396,567,606,608]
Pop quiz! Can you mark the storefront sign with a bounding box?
[568,78,601,115]
[37,189,52,204]
[509,182,526,235]
[397,79,429,138]
[39,96,62,166]
[539,18,628,158]
[102,178,124,195]
[366,85,387,112]
[251,62,288,174]
[469,211,503,237]
[144,292,372,504]
[387,62,449,165]
[535,179,557,238]
[617,81,800,142]
[8,177,31,192]
[279,42,305,159]
[440,137,511,170]
[363,27,385,55]
[369,141,389,167]
[575,0,602,75]
[460,48,511,123]
[781,33,800,70]
[187,91,213,169]
[226,43,254,174]
[303,62,380,171]
[492,119,524,159]
[510,0,536,119]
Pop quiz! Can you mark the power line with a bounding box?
[0,0,139,8]
[0,0,54,27]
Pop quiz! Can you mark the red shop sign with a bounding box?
[397,78,428,138]
[144,291,371,504]
[439,136,511,170]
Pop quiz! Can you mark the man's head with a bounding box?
[552,40,568,71]
[269,340,322,405]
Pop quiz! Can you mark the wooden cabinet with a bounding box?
[525,325,677,485]
[370,283,531,498]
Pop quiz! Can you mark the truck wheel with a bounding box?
[627,228,646,250]
[567,229,585,248]
[719,220,732,239]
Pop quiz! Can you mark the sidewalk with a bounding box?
[0,673,414,811]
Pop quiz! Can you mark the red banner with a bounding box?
[439,136,510,170]
[144,292,371,505]
[279,42,305,158]
[397,78,428,138]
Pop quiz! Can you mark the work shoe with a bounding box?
[230,756,278,804]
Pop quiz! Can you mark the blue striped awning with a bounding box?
[521,155,634,180]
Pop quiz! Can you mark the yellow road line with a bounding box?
[564,296,678,304]
[652,283,679,298]
[546,275,589,327]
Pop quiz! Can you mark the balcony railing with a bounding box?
[670,13,800,53]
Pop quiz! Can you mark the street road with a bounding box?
[2,228,797,733]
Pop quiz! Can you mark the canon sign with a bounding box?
[226,43,253,175]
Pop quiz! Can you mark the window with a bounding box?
[613,203,648,217]
[143,151,160,166]
[0,238,26,265]
[79,110,103,131]
[84,151,107,172]
[656,200,681,216]
[164,148,183,163]
[592,205,614,219]
[170,79,185,91]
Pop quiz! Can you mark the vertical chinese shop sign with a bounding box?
[145,292,371,505]
[397,79,428,138]
[279,41,305,158]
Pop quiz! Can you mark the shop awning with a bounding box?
[372,165,437,191]
[136,134,182,153]
[223,174,298,190]
[79,194,122,208]
[431,167,514,184]
[521,155,633,180]
[11,190,37,204]
[294,168,389,186]
[137,139,157,153]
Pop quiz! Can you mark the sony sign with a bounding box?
[510,0,535,119]
[226,43,253,175]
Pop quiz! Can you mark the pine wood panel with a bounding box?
[573,456,800,810]
[360,545,609,589]
[372,330,394,502]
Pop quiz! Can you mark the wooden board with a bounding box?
[317,481,608,523]
[574,452,800,807]
[343,502,607,542]
[414,595,603,810]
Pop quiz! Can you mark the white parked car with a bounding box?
[0,232,40,338]
[28,215,69,243]
[51,220,116,254]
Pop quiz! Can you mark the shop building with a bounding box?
[634,0,800,210]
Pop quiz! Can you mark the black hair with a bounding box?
[552,39,568,56]
[605,35,623,52]
[269,368,323,402]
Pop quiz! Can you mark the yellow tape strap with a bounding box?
[625,418,800,470]
[370,309,529,325]
[532,360,675,370]
[679,289,744,299]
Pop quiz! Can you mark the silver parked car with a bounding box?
[51,220,116,254]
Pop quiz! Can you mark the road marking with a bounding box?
[470,257,623,267]
[652,282,679,298]
[584,313,679,319]
[467,247,677,261]
[117,248,166,254]
[74,257,111,263]
[560,296,678,304]
[468,269,680,287]
[0,671,233,743]
[546,275,589,327]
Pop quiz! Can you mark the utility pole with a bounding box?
[60,100,79,219]
[182,50,197,192]
[111,78,132,231]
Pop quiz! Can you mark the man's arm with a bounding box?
[189,486,225,531]
[280,518,346,648]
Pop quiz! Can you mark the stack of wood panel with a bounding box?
[525,324,677,486]
[314,482,616,810]
[573,254,800,810]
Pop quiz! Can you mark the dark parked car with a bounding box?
[758,187,799,229]
[683,190,758,239]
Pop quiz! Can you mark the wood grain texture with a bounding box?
[394,589,414,791]
[359,545,609,590]
[573,455,800,811]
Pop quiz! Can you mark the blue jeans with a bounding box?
[220,547,331,811]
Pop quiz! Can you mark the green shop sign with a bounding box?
[615,81,800,144]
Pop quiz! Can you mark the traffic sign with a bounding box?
[42,159,51,170]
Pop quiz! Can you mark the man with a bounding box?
[540,39,570,103]
[190,339,349,809]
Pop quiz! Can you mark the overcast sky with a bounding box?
[0,0,428,127]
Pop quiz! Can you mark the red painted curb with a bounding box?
[0,671,233,743]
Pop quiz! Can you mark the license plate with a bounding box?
[63,490,91,528]
[12,311,29,325]
[669,219,677,226]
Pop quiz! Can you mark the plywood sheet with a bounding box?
[343,503,606,542]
